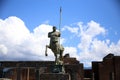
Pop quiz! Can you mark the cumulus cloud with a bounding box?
[0,16,54,61]
[0,16,120,67]
[62,25,79,34]
[78,21,106,56]
[63,47,79,60]
[0,44,8,55]
[62,20,120,67]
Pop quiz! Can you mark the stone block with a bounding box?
[40,73,70,80]
[0,78,12,80]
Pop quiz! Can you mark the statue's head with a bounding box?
[53,26,56,32]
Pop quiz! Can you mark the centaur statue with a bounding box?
[45,26,64,65]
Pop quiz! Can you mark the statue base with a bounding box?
[40,73,70,80]
[51,65,64,73]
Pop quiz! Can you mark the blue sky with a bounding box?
[0,0,120,67]
[1,0,120,42]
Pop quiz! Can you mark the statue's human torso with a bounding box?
[48,31,60,43]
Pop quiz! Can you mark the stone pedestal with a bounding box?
[40,73,70,80]
[50,65,63,73]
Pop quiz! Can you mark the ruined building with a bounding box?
[92,53,120,80]
[0,53,120,80]
[0,54,84,80]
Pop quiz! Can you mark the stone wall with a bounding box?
[0,57,84,80]
[92,53,120,80]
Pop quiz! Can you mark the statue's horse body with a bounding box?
[45,41,64,64]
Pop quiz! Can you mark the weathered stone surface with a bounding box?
[0,78,12,80]
[0,57,84,80]
[40,73,70,80]
[92,53,120,80]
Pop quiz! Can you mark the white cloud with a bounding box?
[85,21,105,37]
[78,21,105,48]
[62,20,120,67]
[0,16,30,45]
[77,21,120,66]
[0,44,8,55]
[62,25,79,34]
[0,16,54,61]
[0,16,120,67]
[64,47,79,60]
[109,40,120,55]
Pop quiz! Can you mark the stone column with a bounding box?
[27,68,30,80]
[17,67,21,80]
[110,72,114,80]
[92,73,95,80]
[112,72,114,80]
[0,68,3,78]
[71,71,77,80]
[35,67,40,80]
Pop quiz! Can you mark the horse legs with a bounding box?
[60,50,63,60]
[45,45,50,56]
[59,45,64,61]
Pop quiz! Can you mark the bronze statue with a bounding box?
[45,26,64,65]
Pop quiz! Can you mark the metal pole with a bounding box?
[59,7,62,45]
